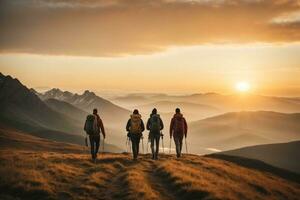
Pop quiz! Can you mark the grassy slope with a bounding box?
[1,130,300,200]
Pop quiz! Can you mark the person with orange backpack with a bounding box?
[126,109,145,160]
[170,108,187,158]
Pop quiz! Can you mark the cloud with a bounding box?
[0,0,300,56]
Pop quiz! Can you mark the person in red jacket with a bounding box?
[84,108,106,162]
[170,108,187,158]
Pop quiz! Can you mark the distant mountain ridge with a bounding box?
[188,111,300,154]
[37,88,130,124]
[112,92,300,114]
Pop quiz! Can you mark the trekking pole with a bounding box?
[161,131,164,153]
[185,137,188,154]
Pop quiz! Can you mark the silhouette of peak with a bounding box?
[83,90,95,97]
[46,88,63,94]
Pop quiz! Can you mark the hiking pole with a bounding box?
[185,137,188,154]
[161,132,164,153]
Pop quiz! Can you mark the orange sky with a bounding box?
[0,0,300,96]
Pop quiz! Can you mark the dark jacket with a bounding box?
[146,114,164,133]
[170,113,187,138]
[126,114,145,133]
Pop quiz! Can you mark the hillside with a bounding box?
[1,151,300,199]
[220,140,300,174]
[0,73,81,135]
[188,111,300,154]
[44,98,88,123]
[1,115,300,199]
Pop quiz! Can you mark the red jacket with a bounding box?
[94,114,106,137]
[170,113,187,138]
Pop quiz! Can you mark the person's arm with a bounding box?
[160,118,164,130]
[141,119,145,132]
[126,119,131,132]
[99,118,106,138]
[169,118,174,138]
[146,118,151,131]
[184,118,188,138]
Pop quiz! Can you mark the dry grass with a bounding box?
[1,151,299,200]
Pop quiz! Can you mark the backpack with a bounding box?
[174,116,185,135]
[150,114,161,133]
[130,114,142,134]
[85,114,96,135]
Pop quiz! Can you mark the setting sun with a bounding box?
[235,81,250,92]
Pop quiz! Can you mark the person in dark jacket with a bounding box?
[170,108,187,158]
[84,108,106,162]
[146,108,164,160]
[126,109,145,160]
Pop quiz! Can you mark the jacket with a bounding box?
[169,113,187,138]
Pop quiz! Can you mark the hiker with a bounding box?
[84,108,106,162]
[126,109,145,160]
[146,108,164,160]
[170,108,187,158]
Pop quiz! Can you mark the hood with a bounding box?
[173,113,183,119]
[150,113,160,117]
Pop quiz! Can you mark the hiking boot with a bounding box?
[152,155,155,160]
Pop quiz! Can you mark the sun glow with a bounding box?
[235,81,250,92]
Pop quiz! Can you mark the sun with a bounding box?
[235,81,250,92]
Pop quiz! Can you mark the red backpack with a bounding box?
[174,116,184,134]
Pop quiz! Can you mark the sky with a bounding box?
[0,0,300,96]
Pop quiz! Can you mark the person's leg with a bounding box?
[95,135,100,158]
[173,136,180,158]
[89,135,95,160]
[179,136,183,157]
[155,134,160,159]
[131,136,137,159]
[136,136,141,158]
[150,133,155,159]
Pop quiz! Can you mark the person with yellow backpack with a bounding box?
[126,109,145,160]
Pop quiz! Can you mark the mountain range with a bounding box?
[188,111,300,154]
[0,73,121,151]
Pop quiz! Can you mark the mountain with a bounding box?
[0,73,81,134]
[1,138,300,200]
[219,140,300,174]
[38,88,130,125]
[188,111,300,154]
[0,73,124,151]
[44,98,88,123]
